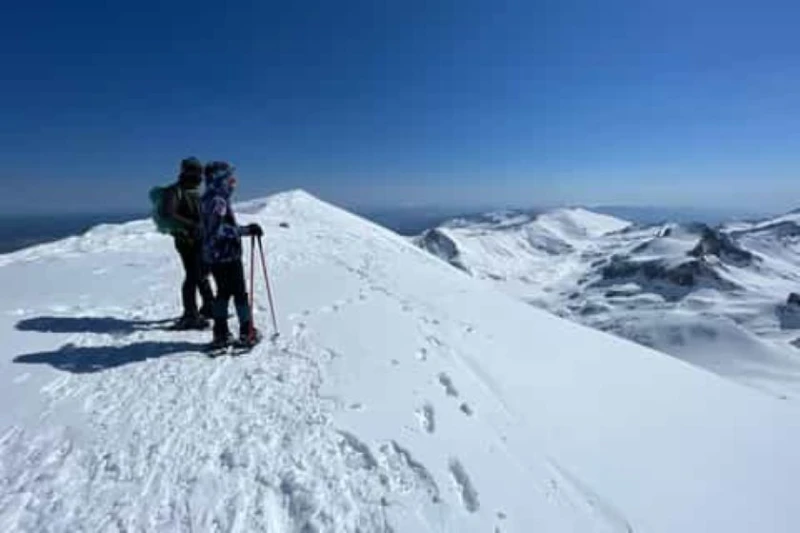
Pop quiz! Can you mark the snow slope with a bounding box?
[2,191,799,532]
[414,207,631,307]
[417,208,800,399]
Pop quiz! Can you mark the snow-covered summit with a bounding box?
[534,207,631,240]
[414,207,632,308]
[441,207,630,238]
[2,192,800,532]
[416,206,800,400]
[237,189,325,215]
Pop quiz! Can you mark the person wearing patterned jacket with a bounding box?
[201,161,263,348]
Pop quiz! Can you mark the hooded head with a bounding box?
[178,156,203,189]
[204,161,237,198]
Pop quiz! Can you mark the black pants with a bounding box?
[175,239,214,317]
[210,260,251,337]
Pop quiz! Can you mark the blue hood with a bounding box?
[207,174,235,199]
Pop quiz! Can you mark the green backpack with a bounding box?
[149,184,185,235]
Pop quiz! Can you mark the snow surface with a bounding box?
[531,208,631,241]
[417,207,800,400]
[2,191,800,532]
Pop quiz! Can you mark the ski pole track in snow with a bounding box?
[545,459,635,533]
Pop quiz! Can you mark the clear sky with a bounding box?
[3,0,800,214]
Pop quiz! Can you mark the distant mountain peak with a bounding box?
[414,203,800,402]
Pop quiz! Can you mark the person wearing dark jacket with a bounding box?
[163,157,215,329]
[201,161,263,348]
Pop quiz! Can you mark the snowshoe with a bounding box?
[170,315,209,331]
[231,328,262,354]
[206,334,233,357]
[206,320,234,355]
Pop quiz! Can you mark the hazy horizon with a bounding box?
[0,195,777,221]
[0,197,779,256]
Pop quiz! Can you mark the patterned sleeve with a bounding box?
[209,197,246,239]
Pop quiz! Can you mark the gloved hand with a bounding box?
[246,223,264,237]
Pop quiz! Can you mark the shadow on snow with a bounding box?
[16,315,175,335]
[14,315,205,373]
[14,341,206,374]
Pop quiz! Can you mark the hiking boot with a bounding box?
[236,331,261,348]
[173,314,209,330]
[209,333,233,351]
[212,318,232,340]
[238,322,261,347]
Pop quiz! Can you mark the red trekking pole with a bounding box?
[248,235,256,341]
[257,235,279,337]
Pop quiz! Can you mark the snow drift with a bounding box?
[1,191,799,532]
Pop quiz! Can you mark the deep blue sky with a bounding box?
[3,0,800,214]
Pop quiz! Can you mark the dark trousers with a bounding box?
[175,239,214,317]
[210,260,251,337]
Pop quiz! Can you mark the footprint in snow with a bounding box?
[426,336,444,348]
[438,373,459,397]
[291,322,307,338]
[449,458,480,513]
[337,431,378,470]
[416,403,435,434]
[416,348,428,361]
[320,301,345,313]
[459,403,473,417]
[289,310,311,321]
[379,441,441,504]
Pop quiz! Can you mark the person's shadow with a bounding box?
[16,316,175,335]
[14,341,206,374]
[14,315,206,373]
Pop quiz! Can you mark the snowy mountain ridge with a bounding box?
[416,205,800,399]
[2,190,799,532]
